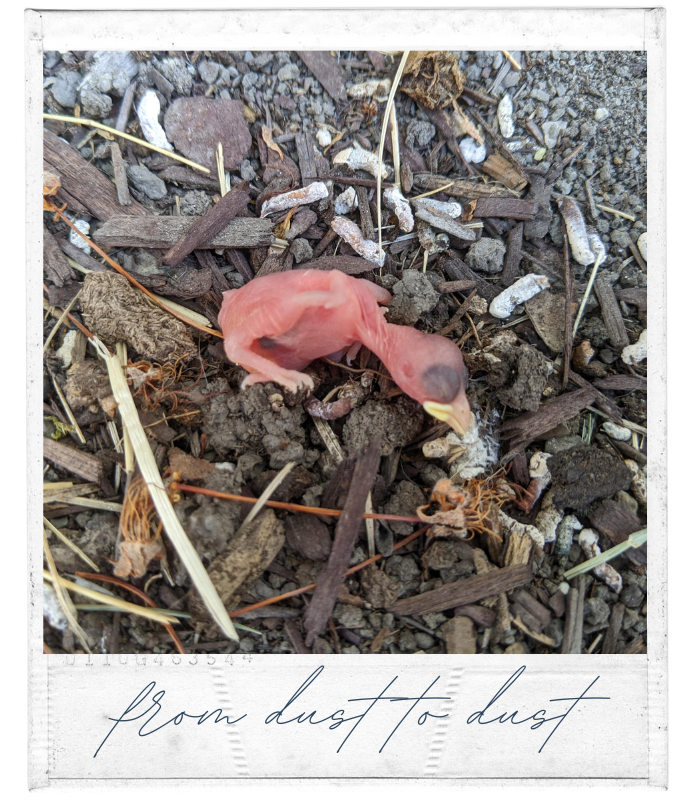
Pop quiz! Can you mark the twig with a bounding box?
[596,204,635,221]
[562,232,573,388]
[229,526,430,619]
[43,289,82,353]
[43,113,211,173]
[237,461,296,536]
[304,436,382,644]
[169,481,422,523]
[571,248,604,340]
[74,571,186,654]
[43,569,179,626]
[377,50,411,267]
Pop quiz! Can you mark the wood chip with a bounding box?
[54,235,108,272]
[93,215,274,249]
[441,616,477,654]
[561,574,590,654]
[110,142,131,206]
[412,172,514,199]
[414,206,478,241]
[311,226,338,259]
[453,603,496,628]
[436,279,477,294]
[303,254,377,274]
[294,130,318,186]
[356,185,375,240]
[525,290,572,353]
[473,198,535,220]
[385,131,428,174]
[296,51,348,103]
[194,250,230,300]
[157,165,221,192]
[586,499,642,546]
[593,374,647,392]
[441,256,499,300]
[601,602,625,654]
[256,249,293,278]
[366,51,386,72]
[615,288,647,312]
[566,369,624,424]
[304,437,382,645]
[219,249,251,284]
[163,181,251,267]
[481,152,528,191]
[387,563,531,616]
[500,221,523,287]
[284,515,332,562]
[500,387,596,452]
[562,234,574,386]
[619,230,647,273]
[284,620,311,654]
[594,271,630,349]
[43,438,107,483]
[512,589,553,631]
[43,224,76,287]
[187,508,285,631]
[43,130,150,221]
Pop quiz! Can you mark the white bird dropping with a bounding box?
[136,90,174,151]
[489,274,550,319]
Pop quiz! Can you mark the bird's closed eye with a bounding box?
[420,364,461,403]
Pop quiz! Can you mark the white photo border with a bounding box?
[27,6,666,788]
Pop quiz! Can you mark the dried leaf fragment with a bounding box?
[400,51,464,110]
[262,126,284,161]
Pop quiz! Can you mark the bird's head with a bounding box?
[382,324,472,435]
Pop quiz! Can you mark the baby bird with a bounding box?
[218,269,471,434]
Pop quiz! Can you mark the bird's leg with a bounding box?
[345,340,363,364]
[227,344,314,392]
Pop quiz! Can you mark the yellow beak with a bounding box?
[423,394,472,436]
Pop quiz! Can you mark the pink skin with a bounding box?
[218,269,471,433]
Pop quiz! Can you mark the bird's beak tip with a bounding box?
[423,398,471,436]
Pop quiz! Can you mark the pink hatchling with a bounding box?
[218,269,471,434]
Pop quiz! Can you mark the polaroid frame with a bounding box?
[27,6,666,787]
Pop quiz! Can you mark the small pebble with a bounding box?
[459,136,487,163]
[594,107,611,122]
[69,219,91,253]
[602,421,632,442]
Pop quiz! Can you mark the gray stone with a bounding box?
[126,165,167,200]
[386,270,440,325]
[289,238,313,264]
[80,84,112,117]
[584,597,610,627]
[530,87,551,103]
[239,159,257,181]
[414,632,435,650]
[542,120,568,148]
[277,63,300,82]
[544,435,584,455]
[198,60,220,84]
[157,57,194,95]
[594,107,611,122]
[51,71,81,108]
[620,584,644,608]
[179,190,213,216]
[405,119,436,148]
[464,237,507,273]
